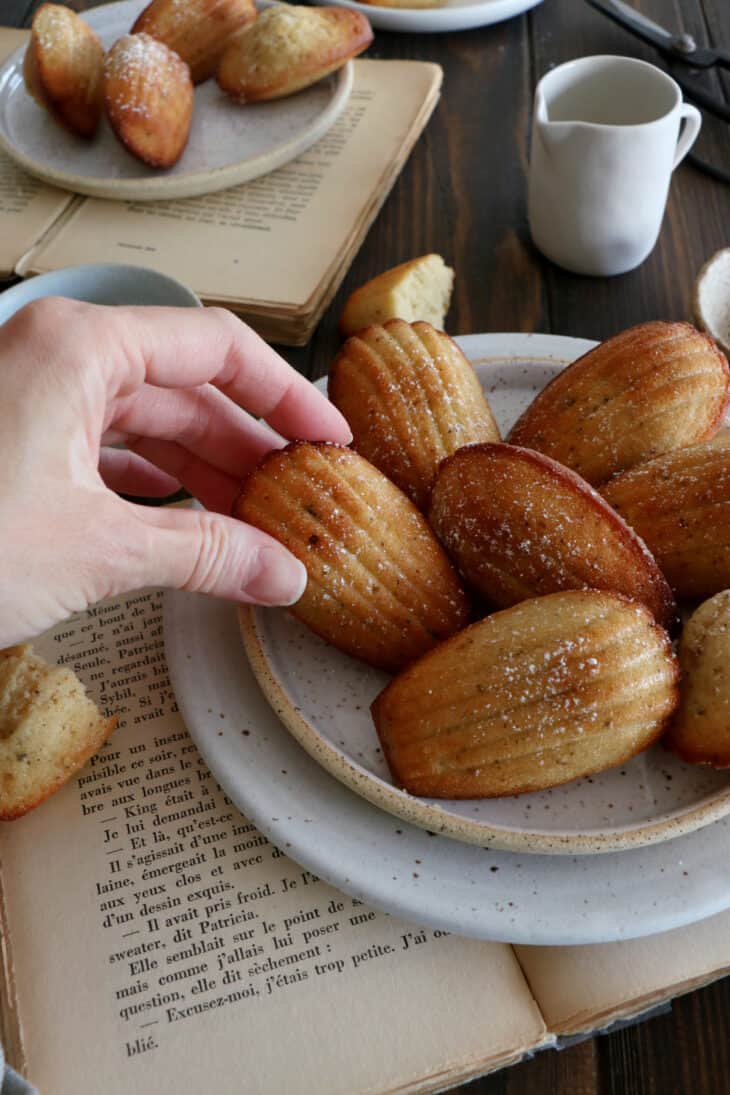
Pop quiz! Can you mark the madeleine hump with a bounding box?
[0,644,115,821]
[601,431,730,600]
[24,3,104,138]
[216,3,373,103]
[132,0,257,84]
[508,321,730,486]
[329,320,500,511]
[429,443,676,628]
[371,590,679,799]
[233,442,470,672]
[103,33,193,168]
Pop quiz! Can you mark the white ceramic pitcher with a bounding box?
[528,55,702,277]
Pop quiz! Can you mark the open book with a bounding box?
[0,28,441,346]
[3,587,730,1095]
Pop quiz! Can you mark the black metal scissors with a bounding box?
[585,0,730,182]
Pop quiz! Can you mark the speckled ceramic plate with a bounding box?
[164,583,730,943]
[310,0,542,35]
[239,332,730,855]
[0,0,352,201]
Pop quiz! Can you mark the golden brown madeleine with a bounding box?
[372,591,679,798]
[665,591,730,767]
[104,34,193,168]
[601,433,730,600]
[132,0,256,85]
[429,443,676,629]
[508,322,730,486]
[329,320,500,511]
[217,3,373,103]
[339,255,455,336]
[234,442,470,672]
[0,645,115,821]
[23,4,104,138]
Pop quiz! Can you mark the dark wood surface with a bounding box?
[4,1,730,1093]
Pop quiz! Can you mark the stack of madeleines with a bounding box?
[236,276,730,799]
[24,0,372,167]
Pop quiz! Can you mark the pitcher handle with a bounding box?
[673,104,702,169]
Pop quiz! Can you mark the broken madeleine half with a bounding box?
[329,320,500,510]
[0,644,115,821]
[23,3,104,138]
[601,432,730,600]
[508,322,729,486]
[372,590,678,799]
[217,3,372,102]
[339,255,455,336]
[665,591,730,768]
[104,33,194,168]
[234,442,470,672]
[132,0,256,84]
[429,443,676,629]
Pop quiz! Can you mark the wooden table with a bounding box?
[5,1,730,1093]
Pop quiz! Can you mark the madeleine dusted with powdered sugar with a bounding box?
[217,4,372,102]
[329,320,500,511]
[132,0,256,84]
[372,590,679,799]
[666,591,730,768]
[234,442,470,672]
[104,34,193,167]
[24,4,104,138]
[0,644,116,820]
[429,443,676,628]
[601,431,730,600]
[508,322,730,487]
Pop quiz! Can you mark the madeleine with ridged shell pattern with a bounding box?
[429,443,676,629]
[329,320,500,511]
[601,432,730,600]
[372,590,679,799]
[132,0,256,85]
[217,3,373,103]
[103,33,193,168]
[508,322,730,487]
[23,3,104,138]
[233,442,470,673]
[665,590,730,768]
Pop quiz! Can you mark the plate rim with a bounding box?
[0,0,353,201]
[310,0,543,33]
[240,332,730,855]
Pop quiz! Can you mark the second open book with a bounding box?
[2,588,730,1095]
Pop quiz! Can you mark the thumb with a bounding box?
[124,503,307,606]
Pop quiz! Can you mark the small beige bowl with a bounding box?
[694,247,730,357]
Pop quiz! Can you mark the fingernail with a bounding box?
[245,546,307,606]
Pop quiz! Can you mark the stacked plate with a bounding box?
[164,333,730,946]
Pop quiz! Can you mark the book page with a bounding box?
[0,29,75,278]
[20,60,441,312]
[516,913,730,1035]
[0,590,548,1095]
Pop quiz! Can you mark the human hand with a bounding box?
[0,298,352,646]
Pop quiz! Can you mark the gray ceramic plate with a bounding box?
[311,0,542,35]
[239,332,730,855]
[0,0,352,201]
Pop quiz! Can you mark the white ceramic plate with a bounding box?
[240,332,730,855]
[164,583,730,944]
[0,0,352,201]
[310,0,542,34]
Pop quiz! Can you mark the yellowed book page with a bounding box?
[0,28,75,278]
[516,914,730,1035]
[0,590,548,1095]
[21,60,441,310]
